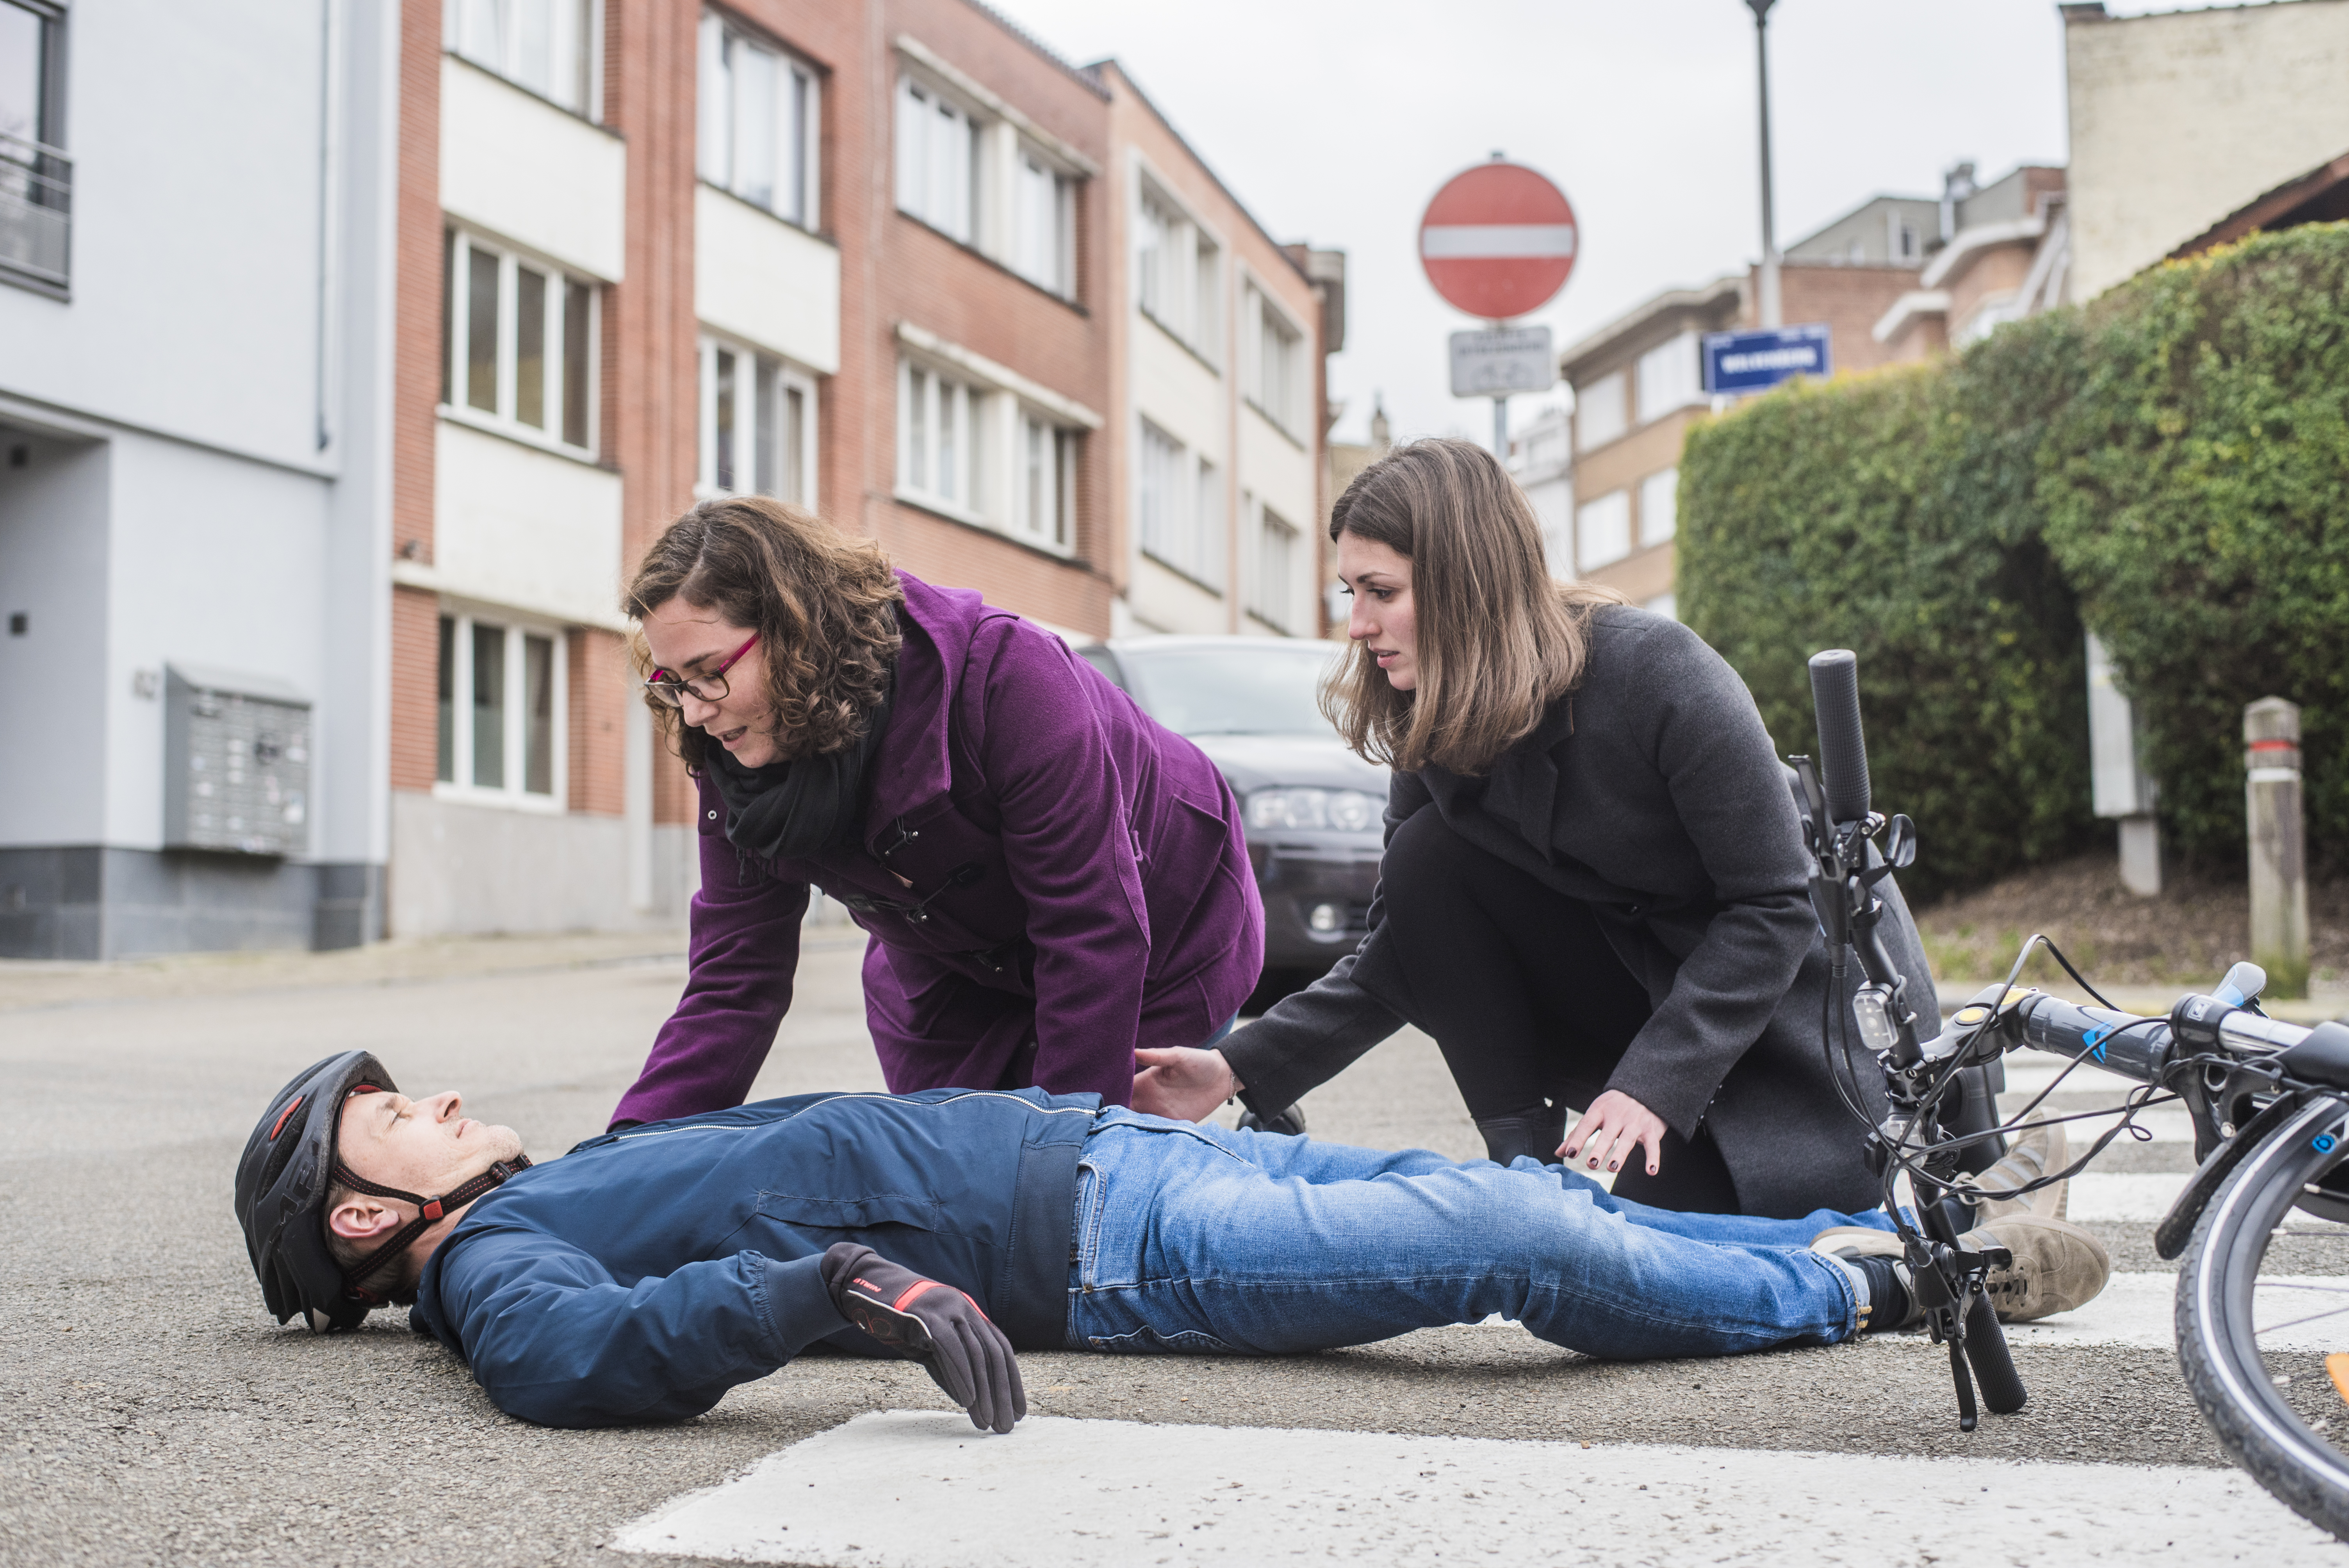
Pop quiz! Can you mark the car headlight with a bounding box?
[1247,787,1379,833]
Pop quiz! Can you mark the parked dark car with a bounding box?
[1078,636,1387,1002]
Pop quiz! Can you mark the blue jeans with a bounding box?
[1066,1108,1893,1361]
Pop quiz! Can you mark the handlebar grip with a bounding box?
[2017,994,2172,1085]
[1807,649,1872,825]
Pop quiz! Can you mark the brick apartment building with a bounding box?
[1545,166,2059,614]
[0,0,1338,958]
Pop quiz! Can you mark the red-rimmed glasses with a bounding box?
[643,633,758,708]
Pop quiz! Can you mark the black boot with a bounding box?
[1237,1103,1308,1137]
[1475,1102,1567,1166]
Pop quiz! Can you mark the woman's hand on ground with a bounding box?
[1130,1047,1239,1123]
[1560,1090,1666,1177]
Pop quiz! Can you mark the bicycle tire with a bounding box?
[1964,1292,2027,1414]
[2177,1094,2349,1542]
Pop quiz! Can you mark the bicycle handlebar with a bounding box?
[2006,991,2312,1085]
[1807,649,1872,825]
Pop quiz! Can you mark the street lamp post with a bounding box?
[1748,0,1782,328]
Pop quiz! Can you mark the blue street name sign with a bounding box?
[1701,324,1834,395]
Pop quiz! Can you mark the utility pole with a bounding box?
[1748,0,1782,328]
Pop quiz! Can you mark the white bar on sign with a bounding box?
[1419,223,1578,259]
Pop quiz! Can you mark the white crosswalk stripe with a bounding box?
[612,1411,2344,1564]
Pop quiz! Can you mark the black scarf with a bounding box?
[704,682,895,864]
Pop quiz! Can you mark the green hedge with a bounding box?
[1681,222,2349,896]
[2038,225,2349,867]
[1679,323,2093,903]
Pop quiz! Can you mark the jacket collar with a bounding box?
[860,572,1005,839]
[1472,693,1576,865]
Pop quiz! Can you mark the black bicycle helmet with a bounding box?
[234,1051,528,1333]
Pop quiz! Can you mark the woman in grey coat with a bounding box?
[1131,438,1929,1217]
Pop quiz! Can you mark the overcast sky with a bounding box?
[998,0,2205,446]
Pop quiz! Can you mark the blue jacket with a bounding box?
[409,1087,1099,1428]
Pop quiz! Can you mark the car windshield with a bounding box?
[1117,644,1347,737]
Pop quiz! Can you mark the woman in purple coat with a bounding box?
[607,497,1264,1128]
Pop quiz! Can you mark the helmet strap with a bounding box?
[330,1156,531,1302]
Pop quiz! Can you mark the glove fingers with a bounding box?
[982,1317,1025,1432]
[957,1315,1017,1435]
[923,1318,981,1415]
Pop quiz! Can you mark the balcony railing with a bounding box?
[0,128,72,292]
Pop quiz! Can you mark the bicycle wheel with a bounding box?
[2177,1094,2349,1541]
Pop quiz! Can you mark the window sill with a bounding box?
[1141,310,1221,375]
[437,405,608,470]
[1243,398,1307,452]
[1140,548,1225,598]
[893,208,1087,315]
[445,51,619,138]
[431,781,569,815]
[1243,609,1295,637]
[893,488,1077,563]
[701,179,836,249]
[0,262,68,302]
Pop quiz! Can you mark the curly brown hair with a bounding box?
[624,497,904,772]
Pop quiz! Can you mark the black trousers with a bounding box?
[1375,809,1743,1214]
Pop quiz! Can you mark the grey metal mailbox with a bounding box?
[164,664,312,857]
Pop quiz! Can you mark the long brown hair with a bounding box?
[1322,437,1620,775]
[624,496,904,773]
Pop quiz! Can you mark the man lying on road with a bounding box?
[235,1052,2109,1432]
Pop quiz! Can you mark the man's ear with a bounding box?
[327,1195,407,1243]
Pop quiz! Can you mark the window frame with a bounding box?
[1576,488,1633,573]
[433,606,569,813]
[1638,466,1679,548]
[697,9,821,230]
[441,226,600,458]
[1247,497,1299,634]
[895,351,1080,559]
[1575,370,1627,453]
[895,72,978,246]
[444,0,601,119]
[1135,177,1222,366]
[1135,417,1223,592]
[1011,140,1077,299]
[696,331,818,509]
[1244,280,1305,441]
[896,355,981,520]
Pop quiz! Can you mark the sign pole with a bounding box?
[1492,394,1507,460]
[1748,0,1782,328]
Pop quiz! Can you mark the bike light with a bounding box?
[1852,984,1900,1054]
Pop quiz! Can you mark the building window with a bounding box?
[1136,186,1220,361]
[446,0,595,116]
[1635,333,1701,425]
[895,76,976,245]
[435,613,564,804]
[1138,420,1222,590]
[1247,285,1301,436]
[1013,410,1076,551]
[443,229,597,453]
[1012,146,1075,298]
[698,335,816,507]
[1576,370,1626,452]
[1577,489,1631,572]
[0,0,68,294]
[1638,467,1678,547]
[1249,501,1299,633]
[898,359,978,514]
[697,12,818,228]
[1643,592,1679,621]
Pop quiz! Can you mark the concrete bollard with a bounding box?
[2245,697,2310,999]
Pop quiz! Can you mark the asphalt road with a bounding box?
[2,935,2342,1565]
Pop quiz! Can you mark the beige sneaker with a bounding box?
[1970,1213,2109,1321]
[1973,1113,2068,1222]
[1810,1213,2110,1325]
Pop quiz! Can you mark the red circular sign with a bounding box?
[1418,161,1579,321]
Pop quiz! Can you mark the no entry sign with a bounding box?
[1419,161,1579,321]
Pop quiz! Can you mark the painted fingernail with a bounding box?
[1588,1158,1599,1168]
[1608,1161,1619,1171]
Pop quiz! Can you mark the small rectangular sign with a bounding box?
[1449,326,1556,397]
[1701,324,1834,396]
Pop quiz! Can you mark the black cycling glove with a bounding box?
[820,1242,1026,1434]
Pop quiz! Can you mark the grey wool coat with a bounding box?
[1221,605,1933,1219]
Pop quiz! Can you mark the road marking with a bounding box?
[2070,1172,2189,1222]
[610,1410,2340,1564]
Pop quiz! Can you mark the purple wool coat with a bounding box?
[611,574,1264,1127]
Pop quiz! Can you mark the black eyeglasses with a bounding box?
[643,633,758,708]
